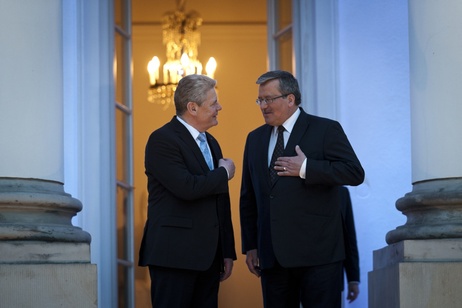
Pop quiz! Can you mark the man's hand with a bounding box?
[347,282,360,303]
[219,158,235,180]
[220,258,234,282]
[274,145,306,177]
[245,249,261,277]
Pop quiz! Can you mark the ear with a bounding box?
[187,102,198,114]
[287,93,296,106]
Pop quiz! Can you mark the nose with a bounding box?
[260,101,268,110]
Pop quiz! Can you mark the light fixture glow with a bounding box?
[147,1,217,110]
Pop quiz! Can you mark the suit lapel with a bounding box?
[265,109,310,187]
[285,109,310,156]
[205,132,222,167]
[171,117,210,172]
[259,125,274,187]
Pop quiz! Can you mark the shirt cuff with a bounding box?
[299,158,307,179]
[349,281,360,285]
[222,166,230,179]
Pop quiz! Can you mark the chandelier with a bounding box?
[147,0,217,110]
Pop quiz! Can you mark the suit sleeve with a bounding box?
[217,193,237,260]
[341,187,360,282]
[305,121,365,186]
[239,134,259,254]
[207,134,237,260]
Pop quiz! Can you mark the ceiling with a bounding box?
[132,0,267,24]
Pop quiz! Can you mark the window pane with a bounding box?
[115,33,128,106]
[117,185,128,260]
[118,264,128,308]
[116,108,127,183]
[114,0,127,30]
[276,30,293,72]
[277,0,292,30]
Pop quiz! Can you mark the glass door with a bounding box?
[114,0,135,307]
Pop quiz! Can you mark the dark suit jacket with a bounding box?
[139,116,236,271]
[240,108,364,269]
[340,186,360,286]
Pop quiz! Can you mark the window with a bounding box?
[114,0,135,306]
[267,0,293,72]
[267,0,338,117]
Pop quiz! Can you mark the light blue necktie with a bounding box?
[197,133,214,170]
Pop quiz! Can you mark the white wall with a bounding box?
[337,1,411,307]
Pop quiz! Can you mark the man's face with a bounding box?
[196,88,222,132]
[258,79,291,127]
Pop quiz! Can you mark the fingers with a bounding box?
[347,284,359,302]
[245,249,261,277]
[278,166,290,175]
[273,145,305,176]
[219,158,235,180]
[220,259,234,281]
[295,145,302,154]
[273,161,291,176]
[247,259,261,277]
[248,264,261,277]
[220,267,232,281]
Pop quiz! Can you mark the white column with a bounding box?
[386,0,462,244]
[409,0,462,183]
[0,0,90,247]
[0,1,96,306]
[369,1,462,307]
[0,0,64,181]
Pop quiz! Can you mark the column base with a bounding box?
[0,263,97,308]
[0,177,91,243]
[369,239,462,308]
[0,241,90,263]
[386,178,462,244]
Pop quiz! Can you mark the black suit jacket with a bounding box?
[240,108,364,269]
[139,116,236,271]
[340,186,360,285]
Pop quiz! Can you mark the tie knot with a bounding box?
[197,133,206,142]
[278,126,285,133]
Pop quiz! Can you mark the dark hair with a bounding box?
[174,74,217,115]
[256,70,301,105]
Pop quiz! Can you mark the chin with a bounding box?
[263,117,274,126]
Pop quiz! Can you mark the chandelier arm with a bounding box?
[177,0,186,11]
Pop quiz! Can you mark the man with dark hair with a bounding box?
[240,70,364,307]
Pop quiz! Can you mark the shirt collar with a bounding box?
[176,116,201,140]
[274,108,301,134]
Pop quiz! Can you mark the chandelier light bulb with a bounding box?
[205,57,217,79]
[147,0,217,109]
[147,56,160,85]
